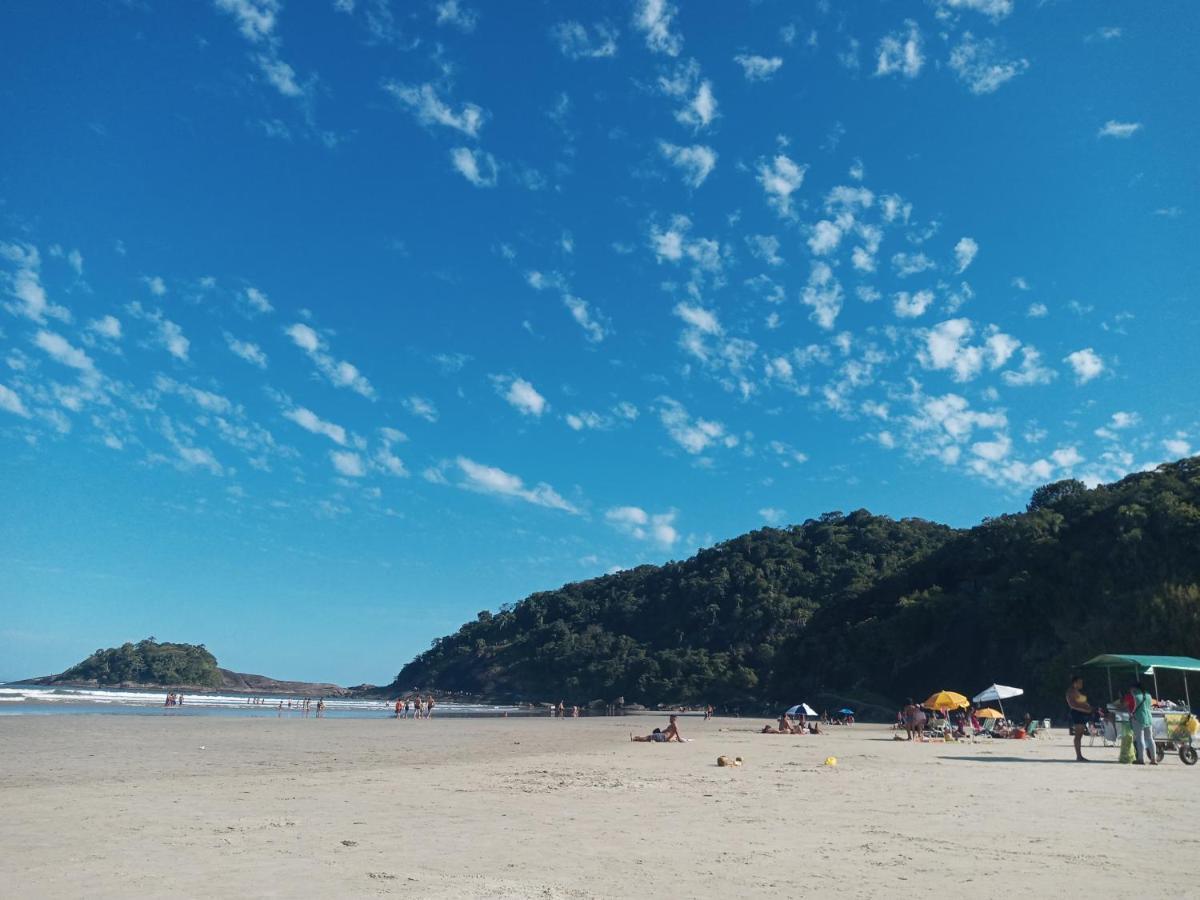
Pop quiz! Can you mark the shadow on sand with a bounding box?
[937,756,1120,765]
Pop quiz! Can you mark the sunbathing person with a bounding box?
[632,715,683,742]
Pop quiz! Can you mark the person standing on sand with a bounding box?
[1066,675,1093,762]
[425,696,435,719]
[316,698,325,718]
[902,699,920,741]
[394,698,402,719]
[1127,680,1159,766]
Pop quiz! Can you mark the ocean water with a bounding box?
[0,683,523,718]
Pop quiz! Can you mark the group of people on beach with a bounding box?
[1067,673,1160,765]
[393,696,436,719]
[761,713,823,735]
[163,692,184,707]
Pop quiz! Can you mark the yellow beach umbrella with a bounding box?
[924,690,969,711]
[975,707,1004,719]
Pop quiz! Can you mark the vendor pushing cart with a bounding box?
[1083,654,1200,766]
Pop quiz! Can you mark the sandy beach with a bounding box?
[1,714,1194,899]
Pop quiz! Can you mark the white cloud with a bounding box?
[1064,348,1104,384]
[733,54,783,81]
[213,0,278,43]
[34,330,95,372]
[746,234,783,267]
[936,0,1013,21]
[224,332,268,368]
[808,220,843,256]
[403,396,439,422]
[382,81,485,137]
[0,242,71,323]
[1026,302,1048,318]
[919,319,1020,382]
[143,275,167,296]
[893,290,935,318]
[659,141,717,187]
[647,215,722,275]
[605,505,678,547]
[674,79,717,130]
[892,252,936,277]
[455,457,579,513]
[1051,446,1084,468]
[89,315,122,340]
[875,20,924,79]
[801,262,843,330]
[757,154,807,217]
[633,0,682,56]
[330,450,366,477]
[435,0,477,32]
[1002,347,1056,387]
[673,302,721,335]
[1098,120,1142,139]
[758,507,785,525]
[154,375,233,415]
[256,54,302,97]
[1163,438,1191,458]
[494,376,547,417]
[244,286,273,314]
[0,383,30,418]
[283,406,347,445]
[450,146,498,187]
[284,322,375,398]
[551,20,619,59]
[954,237,979,273]
[948,33,1029,94]
[563,295,610,343]
[971,435,1011,462]
[658,397,733,455]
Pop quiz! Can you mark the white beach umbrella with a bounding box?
[972,684,1023,717]
[786,703,818,718]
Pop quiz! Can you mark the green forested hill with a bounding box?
[54,638,222,687]
[393,458,1200,714]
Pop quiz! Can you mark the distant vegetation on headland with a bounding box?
[36,638,347,696]
[391,457,1200,716]
[56,638,222,688]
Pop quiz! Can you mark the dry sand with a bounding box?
[1,714,1194,898]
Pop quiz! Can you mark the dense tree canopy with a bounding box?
[56,638,221,687]
[393,458,1200,716]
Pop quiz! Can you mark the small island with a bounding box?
[30,637,351,697]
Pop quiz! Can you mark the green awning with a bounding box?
[1082,654,1200,674]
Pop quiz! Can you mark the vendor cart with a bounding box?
[1083,653,1200,766]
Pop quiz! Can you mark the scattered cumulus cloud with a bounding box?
[455,456,579,513]
[954,237,978,273]
[450,146,498,187]
[284,322,374,398]
[494,375,547,417]
[659,141,717,187]
[435,0,477,32]
[1064,348,1104,384]
[551,20,618,59]
[605,505,678,548]
[403,396,439,422]
[948,33,1029,94]
[632,0,682,56]
[875,21,924,79]
[0,383,30,418]
[658,397,735,455]
[757,154,807,218]
[1098,120,1142,139]
[224,332,268,368]
[733,54,783,81]
[382,81,485,137]
[330,449,366,477]
[563,295,610,343]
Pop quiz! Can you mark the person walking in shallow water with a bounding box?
[1066,674,1093,762]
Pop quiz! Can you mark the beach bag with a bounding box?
[1118,723,1135,764]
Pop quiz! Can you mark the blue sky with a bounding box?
[1,0,1196,685]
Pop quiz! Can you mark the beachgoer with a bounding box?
[902,699,920,741]
[631,714,684,743]
[395,698,402,719]
[426,696,435,719]
[556,700,564,718]
[1066,675,1092,762]
[316,698,325,718]
[1127,680,1158,765]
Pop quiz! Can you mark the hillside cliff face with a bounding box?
[393,458,1200,713]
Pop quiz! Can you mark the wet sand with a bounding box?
[1,715,1192,898]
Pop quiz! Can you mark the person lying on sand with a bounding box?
[632,714,683,742]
